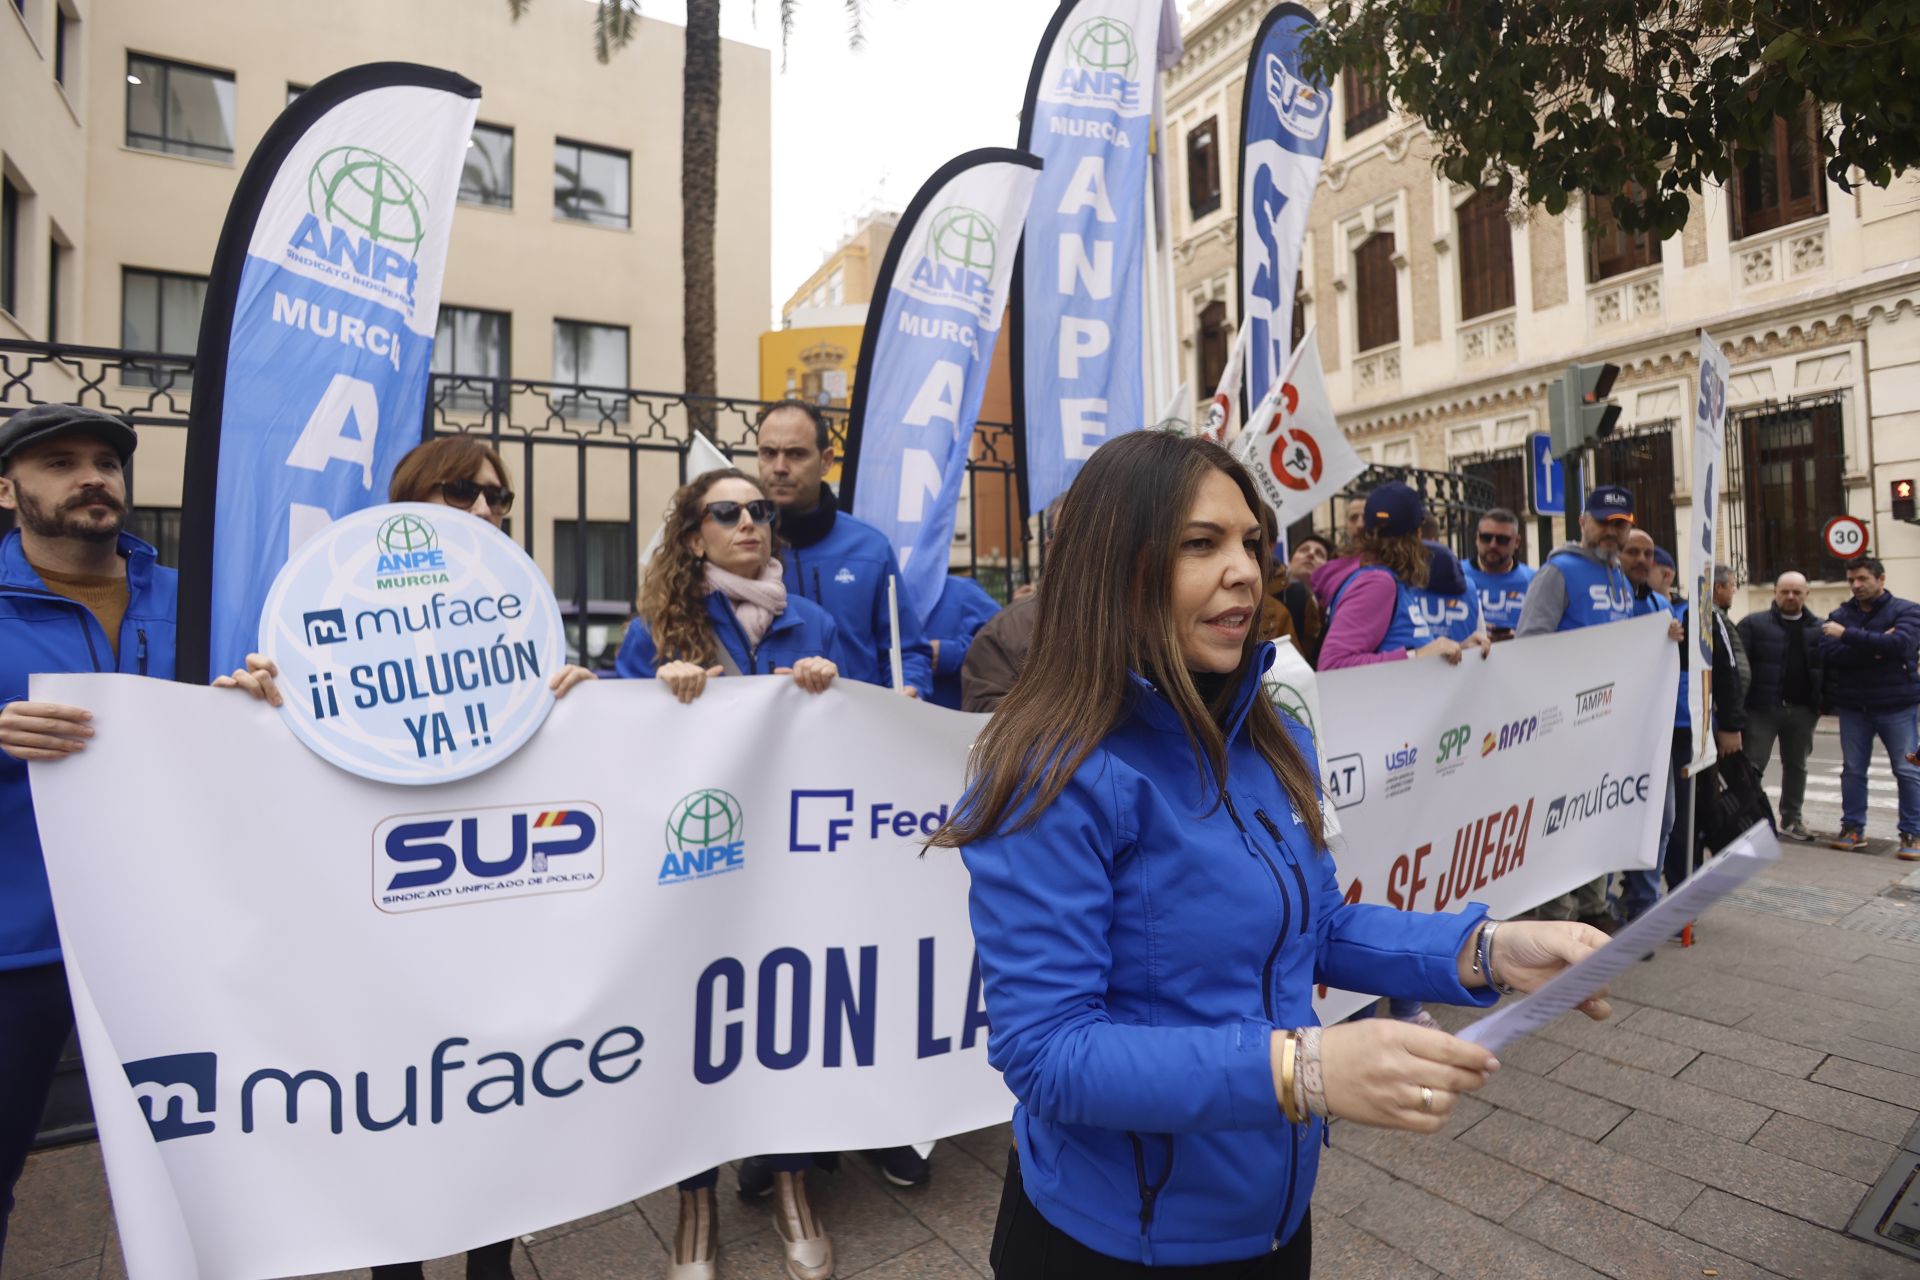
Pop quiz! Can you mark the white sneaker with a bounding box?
[667,1186,717,1280]
[771,1170,834,1280]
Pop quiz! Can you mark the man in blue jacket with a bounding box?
[754,400,933,699]
[0,405,177,1264]
[1464,506,1534,640]
[923,574,1001,710]
[1819,557,1920,856]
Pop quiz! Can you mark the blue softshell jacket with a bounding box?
[1466,561,1535,632]
[924,575,1001,710]
[779,510,934,698]
[614,589,847,679]
[1,529,177,970]
[1329,564,1433,655]
[960,645,1497,1266]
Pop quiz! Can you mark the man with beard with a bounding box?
[0,405,177,1265]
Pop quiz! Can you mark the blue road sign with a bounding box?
[1531,433,1566,517]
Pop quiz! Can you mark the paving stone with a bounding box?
[1327,1114,1545,1222]
[1678,1052,1918,1141]
[845,1238,981,1280]
[1473,1064,1630,1142]
[1604,963,1766,1025]
[945,1123,1012,1177]
[1460,1110,1703,1227]
[1344,1178,1608,1280]
[1747,1111,1901,1184]
[798,1161,938,1278]
[1849,1014,1920,1055]
[1674,1187,1919,1280]
[1812,1055,1920,1111]
[637,1170,779,1251]
[1822,1033,1920,1080]
[1547,1052,1771,1141]
[1495,1035,1576,1077]
[1311,1214,1441,1280]
[1308,1147,1397,1217]
[522,1210,669,1280]
[1619,1006,1827,1077]
[1505,1185,1782,1280]
[5,1259,101,1280]
[1532,1008,1700,1077]
[868,1141,1003,1276]
[1439,1093,1496,1138]
[1600,1111,1866,1230]
[518,1203,643,1246]
[0,1145,113,1280]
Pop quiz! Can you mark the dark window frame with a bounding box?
[125,53,237,162]
[1729,396,1847,583]
[1587,188,1663,282]
[1196,298,1230,395]
[120,266,207,389]
[434,304,511,411]
[553,138,631,229]
[1344,69,1389,137]
[0,177,17,318]
[461,122,515,209]
[1731,99,1827,241]
[1186,118,1221,220]
[552,318,631,421]
[1588,420,1678,557]
[46,236,61,340]
[125,507,183,567]
[1456,190,1516,321]
[553,518,632,603]
[53,4,71,87]
[1353,231,1399,353]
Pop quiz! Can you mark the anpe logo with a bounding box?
[1542,771,1651,836]
[661,789,746,884]
[834,567,856,585]
[126,1053,218,1142]
[373,514,450,590]
[303,608,348,646]
[1480,716,1539,756]
[1574,683,1616,723]
[1264,49,1329,142]
[1438,725,1472,764]
[1054,16,1141,108]
[290,146,427,303]
[909,206,1000,318]
[374,803,603,913]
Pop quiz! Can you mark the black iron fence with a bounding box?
[1725,391,1848,586]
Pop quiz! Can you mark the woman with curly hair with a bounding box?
[1311,482,1485,672]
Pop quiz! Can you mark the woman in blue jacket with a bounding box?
[933,432,1609,1276]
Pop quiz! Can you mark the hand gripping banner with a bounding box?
[177,64,481,684]
[1011,0,1181,516]
[839,149,1041,625]
[1237,5,1331,414]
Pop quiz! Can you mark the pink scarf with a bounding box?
[704,559,787,649]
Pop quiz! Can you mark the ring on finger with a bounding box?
[1421,1086,1434,1114]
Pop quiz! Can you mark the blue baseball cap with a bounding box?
[1585,485,1635,521]
[1652,547,1675,570]
[1361,483,1425,538]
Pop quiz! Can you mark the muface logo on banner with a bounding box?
[1239,6,1330,413]
[1016,0,1175,514]
[259,502,563,784]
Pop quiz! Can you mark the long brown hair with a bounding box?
[389,435,511,503]
[930,432,1326,850]
[636,468,772,666]
[1355,528,1431,589]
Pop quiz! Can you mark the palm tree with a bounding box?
[511,1,867,427]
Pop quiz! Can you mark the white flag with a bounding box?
[1198,316,1250,443]
[1234,328,1364,526]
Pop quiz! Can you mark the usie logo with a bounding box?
[374,803,603,912]
[1385,743,1418,772]
[125,1052,219,1142]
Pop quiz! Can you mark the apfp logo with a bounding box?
[910,207,1000,319]
[1055,16,1141,108]
[661,789,746,885]
[374,803,603,913]
[1264,50,1329,143]
[125,1052,219,1142]
[290,146,428,303]
[1481,716,1539,756]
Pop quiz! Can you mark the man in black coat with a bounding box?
[1738,571,1824,842]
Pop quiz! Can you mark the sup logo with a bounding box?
[373,804,603,913]
[125,1052,218,1142]
[661,789,746,885]
[291,145,428,304]
[1264,50,1329,143]
[1056,17,1141,108]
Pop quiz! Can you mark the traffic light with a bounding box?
[1895,478,1918,524]
[1547,362,1622,460]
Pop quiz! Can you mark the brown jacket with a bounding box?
[960,592,1040,713]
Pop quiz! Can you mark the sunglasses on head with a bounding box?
[704,499,777,528]
[437,478,514,514]
[1477,531,1514,545]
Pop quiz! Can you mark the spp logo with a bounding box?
[373,803,603,912]
[790,789,951,852]
[303,608,348,646]
[1481,716,1539,756]
[291,146,427,305]
[1054,16,1141,108]
[661,789,745,885]
[1574,683,1616,723]
[1437,725,1472,764]
[1264,50,1329,143]
[125,1052,218,1142]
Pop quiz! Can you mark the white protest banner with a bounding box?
[1198,315,1250,443]
[259,502,563,783]
[1235,327,1365,526]
[34,676,1003,1280]
[1306,614,1678,1021]
[1686,330,1731,770]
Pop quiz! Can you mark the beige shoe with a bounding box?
[667,1186,717,1280]
[770,1170,834,1280]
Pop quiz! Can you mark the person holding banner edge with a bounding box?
[936,431,1610,1275]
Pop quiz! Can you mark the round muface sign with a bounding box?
[259,503,564,785]
[1821,515,1869,561]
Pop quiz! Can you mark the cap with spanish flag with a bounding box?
[1584,485,1635,521]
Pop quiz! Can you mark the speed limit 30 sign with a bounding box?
[1822,514,1869,560]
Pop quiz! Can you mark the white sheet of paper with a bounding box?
[1459,823,1781,1052]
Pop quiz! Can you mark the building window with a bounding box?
[433,306,510,412]
[553,319,629,420]
[1344,69,1389,137]
[1196,299,1230,395]
[1590,423,1677,557]
[1456,190,1515,321]
[461,123,514,209]
[1587,188,1662,282]
[1186,118,1221,220]
[125,508,182,567]
[1353,231,1398,352]
[1459,450,1530,538]
[1731,99,1826,240]
[54,5,74,88]
[553,519,631,602]
[0,177,17,318]
[1735,400,1846,581]
[121,268,206,388]
[1291,270,1307,352]
[554,139,630,228]
[46,237,62,340]
[126,55,236,162]
[825,266,845,307]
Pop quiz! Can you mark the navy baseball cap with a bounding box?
[1652,547,1675,570]
[1584,485,1635,521]
[1362,483,1425,538]
[0,404,137,469]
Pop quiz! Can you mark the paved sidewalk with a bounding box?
[8,837,1920,1280]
